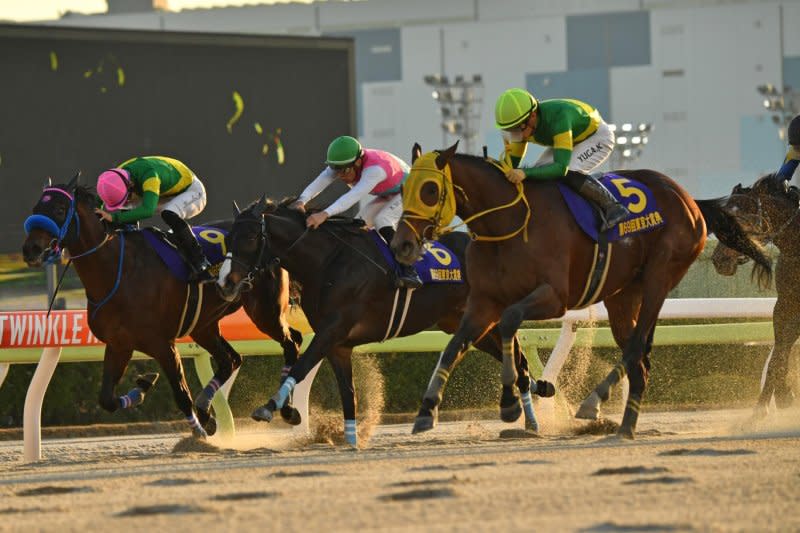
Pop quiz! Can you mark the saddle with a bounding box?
[139,225,228,283]
[557,173,666,242]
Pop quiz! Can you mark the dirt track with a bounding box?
[0,407,798,532]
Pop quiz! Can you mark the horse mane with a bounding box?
[449,152,507,180]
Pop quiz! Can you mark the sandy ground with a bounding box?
[0,407,798,532]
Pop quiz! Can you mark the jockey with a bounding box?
[775,114,800,183]
[94,155,213,282]
[494,88,630,232]
[289,135,423,289]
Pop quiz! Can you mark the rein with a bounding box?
[401,156,530,243]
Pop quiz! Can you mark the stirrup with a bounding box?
[600,205,630,232]
[395,274,423,290]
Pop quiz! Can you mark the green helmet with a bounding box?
[494,88,538,129]
[326,135,363,166]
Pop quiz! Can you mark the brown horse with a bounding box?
[711,174,795,413]
[392,143,772,438]
[21,175,303,437]
[217,197,554,447]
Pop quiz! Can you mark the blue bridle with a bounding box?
[23,187,80,265]
[24,185,124,319]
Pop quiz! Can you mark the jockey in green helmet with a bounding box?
[289,135,422,289]
[495,88,629,232]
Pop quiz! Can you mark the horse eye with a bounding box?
[420,182,439,207]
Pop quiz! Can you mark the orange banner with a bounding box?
[0,308,310,349]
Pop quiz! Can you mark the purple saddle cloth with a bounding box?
[140,226,228,283]
[556,173,666,241]
[369,230,463,284]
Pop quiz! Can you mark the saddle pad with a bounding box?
[369,230,463,284]
[556,173,666,242]
[140,226,228,283]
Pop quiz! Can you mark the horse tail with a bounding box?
[696,198,773,289]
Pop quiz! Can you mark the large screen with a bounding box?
[0,25,355,251]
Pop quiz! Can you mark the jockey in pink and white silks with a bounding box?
[290,135,423,290]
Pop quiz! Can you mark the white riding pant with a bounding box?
[158,176,207,220]
[534,121,616,174]
[358,193,403,231]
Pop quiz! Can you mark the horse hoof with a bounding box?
[136,373,159,393]
[616,427,635,440]
[251,404,274,423]
[575,392,601,420]
[192,427,208,440]
[280,405,302,426]
[534,379,556,398]
[500,399,523,423]
[204,416,217,437]
[412,416,435,434]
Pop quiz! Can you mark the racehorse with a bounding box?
[217,197,555,446]
[710,174,795,413]
[392,142,772,439]
[21,174,303,438]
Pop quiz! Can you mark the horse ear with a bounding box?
[435,141,459,170]
[66,170,81,191]
[44,176,52,188]
[232,200,241,217]
[253,194,267,217]
[411,143,422,164]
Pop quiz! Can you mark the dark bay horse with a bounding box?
[217,198,554,447]
[711,175,796,413]
[21,175,303,438]
[392,143,772,439]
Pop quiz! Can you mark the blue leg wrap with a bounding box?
[521,389,539,432]
[273,376,296,409]
[344,419,357,447]
[118,387,144,409]
[196,377,222,412]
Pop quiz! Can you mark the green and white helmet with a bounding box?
[494,88,538,129]
[326,135,363,166]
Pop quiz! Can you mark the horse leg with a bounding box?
[99,344,135,412]
[496,284,565,424]
[615,279,670,439]
[149,341,206,438]
[278,327,304,425]
[576,283,642,420]
[414,303,501,434]
[190,326,242,435]
[329,346,358,447]
[758,292,800,413]
[252,318,349,423]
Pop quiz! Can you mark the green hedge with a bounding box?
[1,341,793,429]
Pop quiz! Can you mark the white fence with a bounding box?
[0,298,777,462]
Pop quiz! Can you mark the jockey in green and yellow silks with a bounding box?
[95,155,212,282]
[495,88,629,232]
[775,115,800,183]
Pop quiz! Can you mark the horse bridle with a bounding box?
[225,214,272,290]
[727,190,800,245]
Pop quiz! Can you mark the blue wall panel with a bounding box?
[567,11,651,69]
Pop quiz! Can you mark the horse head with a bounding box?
[22,171,99,266]
[392,141,460,265]
[217,194,272,301]
[723,174,799,247]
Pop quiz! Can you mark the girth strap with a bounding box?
[573,234,613,310]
